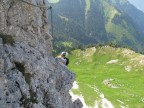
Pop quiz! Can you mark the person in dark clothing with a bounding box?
[61,52,69,66]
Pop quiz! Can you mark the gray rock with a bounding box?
[73,99,83,108]
[0,59,4,71]
[0,0,82,108]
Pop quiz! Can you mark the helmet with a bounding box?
[61,51,66,56]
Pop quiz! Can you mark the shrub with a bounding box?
[0,33,15,45]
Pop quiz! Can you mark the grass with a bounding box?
[61,41,72,47]
[0,33,15,45]
[69,46,144,107]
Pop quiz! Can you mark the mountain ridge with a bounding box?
[48,0,144,53]
[127,0,144,13]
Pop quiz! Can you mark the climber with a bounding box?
[56,51,69,66]
[62,52,69,66]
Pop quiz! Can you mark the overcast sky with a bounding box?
[127,0,144,12]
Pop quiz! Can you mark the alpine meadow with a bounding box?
[69,46,144,107]
[48,0,144,107]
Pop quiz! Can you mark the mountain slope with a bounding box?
[48,0,144,53]
[69,46,144,107]
[109,0,144,43]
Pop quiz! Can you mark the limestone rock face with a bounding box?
[0,0,82,108]
[0,0,52,54]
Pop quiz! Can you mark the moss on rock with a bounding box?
[0,33,15,45]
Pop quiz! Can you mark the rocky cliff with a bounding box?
[0,0,82,108]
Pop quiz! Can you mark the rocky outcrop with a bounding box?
[0,0,82,108]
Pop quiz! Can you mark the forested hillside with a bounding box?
[48,0,144,53]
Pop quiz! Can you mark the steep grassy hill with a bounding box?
[68,46,144,108]
[48,0,144,53]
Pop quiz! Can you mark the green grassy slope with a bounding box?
[69,46,144,107]
[102,0,143,52]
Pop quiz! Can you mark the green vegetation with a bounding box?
[53,41,77,55]
[50,0,144,54]
[61,41,72,47]
[48,0,60,3]
[0,33,15,45]
[85,0,91,20]
[69,46,144,107]
[102,0,143,52]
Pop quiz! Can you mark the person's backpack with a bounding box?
[64,57,69,66]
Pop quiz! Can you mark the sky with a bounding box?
[127,0,144,12]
